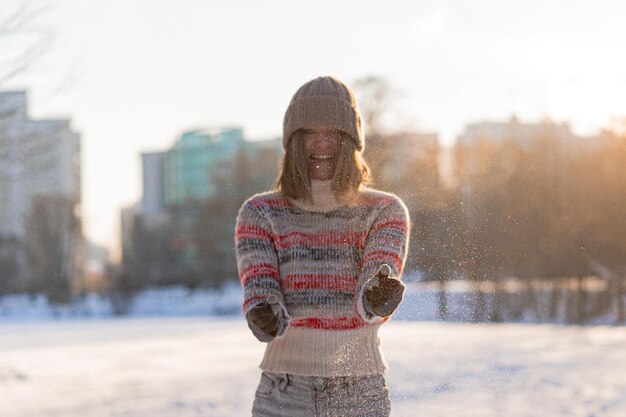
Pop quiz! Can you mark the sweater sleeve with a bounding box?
[355,196,410,323]
[235,200,290,342]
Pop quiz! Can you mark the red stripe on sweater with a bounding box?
[252,195,392,210]
[242,295,266,311]
[282,274,357,291]
[250,198,293,209]
[364,249,403,268]
[240,263,279,284]
[368,236,406,249]
[370,219,408,234]
[235,224,273,240]
[275,231,367,249]
[291,316,369,330]
[250,196,394,208]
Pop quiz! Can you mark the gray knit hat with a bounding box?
[282,76,364,152]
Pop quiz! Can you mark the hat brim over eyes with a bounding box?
[282,95,364,152]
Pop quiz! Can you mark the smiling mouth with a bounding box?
[310,154,335,161]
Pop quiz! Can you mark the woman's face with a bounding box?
[301,128,341,181]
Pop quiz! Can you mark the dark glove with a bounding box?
[363,264,405,317]
[248,300,280,338]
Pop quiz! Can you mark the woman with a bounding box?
[235,76,410,416]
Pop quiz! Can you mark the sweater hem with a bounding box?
[259,325,387,377]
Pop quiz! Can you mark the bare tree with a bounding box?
[0,0,56,87]
[192,147,281,288]
[352,76,396,137]
[1,1,57,289]
[0,2,84,300]
[0,235,20,294]
[23,194,79,303]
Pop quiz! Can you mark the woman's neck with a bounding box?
[287,180,355,212]
[310,179,336,208]
[288,180,357,213]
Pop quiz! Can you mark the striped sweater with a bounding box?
[235,180,410,377]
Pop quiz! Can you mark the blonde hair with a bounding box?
[274,130,370,202]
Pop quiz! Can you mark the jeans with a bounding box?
[252,371,391,417]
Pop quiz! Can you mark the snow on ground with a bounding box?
[0,283,243,321]
[1,283,625,416]
[1,316,625,417]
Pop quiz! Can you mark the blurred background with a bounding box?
[1,0,625,323]
[1,1,626,415]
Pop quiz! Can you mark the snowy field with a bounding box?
[2,316,626,417]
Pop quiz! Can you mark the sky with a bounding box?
[3,0,626,260]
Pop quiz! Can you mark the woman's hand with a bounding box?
[248,302,280,337]
[363,264,405,317]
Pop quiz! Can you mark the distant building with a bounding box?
[141,152,166,217]
[364,131,442,210]
[140,127,265,217]
[164,128,246,205]
[123,127,281,286]
[454,115,598,180]
[453,116,598,216]
[457,115,581,148]
[119,205,137,274]
[377,131,439,183]
[0,91,82,294]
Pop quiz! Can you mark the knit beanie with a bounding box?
[283,76,364,152]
